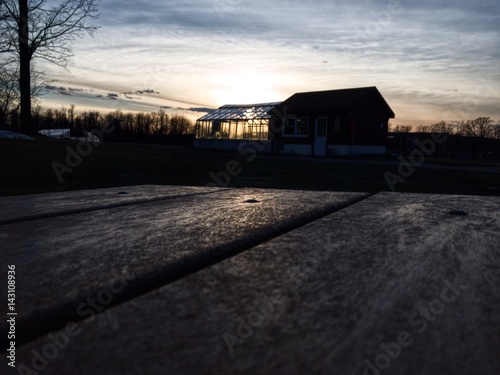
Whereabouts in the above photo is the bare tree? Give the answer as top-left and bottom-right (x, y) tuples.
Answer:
(0, 64), (19, 127)
(494, 124), (500, 140)
(1, 0), (99, 133)
(473, 117), (494, 138)
(415, 121), (454, 134)
(170, 114), (193, 135)
(428, 121), (454, 134)
(0, 58), (44, 128)
(415, 124), (429, 132)
(464, 117), (495, 138)
(0, 2), (13, 55)
(455, 120), (470, 136)
(390, 124), (412, 132)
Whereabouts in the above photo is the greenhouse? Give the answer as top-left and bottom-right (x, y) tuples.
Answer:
(195, 102), (281, 141)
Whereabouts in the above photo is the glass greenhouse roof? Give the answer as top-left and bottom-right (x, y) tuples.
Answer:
(197, 102), (282, 121)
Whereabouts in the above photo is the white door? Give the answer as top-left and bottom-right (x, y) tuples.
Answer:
(314, 117), (328, 156)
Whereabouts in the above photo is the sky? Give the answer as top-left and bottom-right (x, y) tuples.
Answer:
(38, 0), (500, 126)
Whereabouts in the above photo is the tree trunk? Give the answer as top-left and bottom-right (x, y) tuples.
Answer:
(19, 0), (32, 133)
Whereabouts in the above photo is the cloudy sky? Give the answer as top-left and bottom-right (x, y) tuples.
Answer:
(39, 0), (500, 126)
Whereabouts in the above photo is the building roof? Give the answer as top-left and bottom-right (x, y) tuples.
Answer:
(197, 102), (282, 122)
(282, 86), (395, 118)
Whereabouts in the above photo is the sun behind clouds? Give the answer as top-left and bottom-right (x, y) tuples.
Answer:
(209, 71), (285, 105)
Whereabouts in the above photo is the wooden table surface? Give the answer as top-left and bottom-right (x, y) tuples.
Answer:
(1, 185), (498, 375)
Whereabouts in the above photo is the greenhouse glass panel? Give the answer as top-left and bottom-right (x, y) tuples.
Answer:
(196, 102), (281, 140)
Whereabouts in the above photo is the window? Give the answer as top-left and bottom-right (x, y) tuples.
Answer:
(284, 120), (296, 136)
(220, 121), (230, 139)
(284, 117), (309, 137)
(198, 120), (269, 140)
(317, 117), (327, 137)
(296, 118), (309, 136)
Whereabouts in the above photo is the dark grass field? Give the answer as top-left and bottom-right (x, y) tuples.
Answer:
(1, 137), (499, 197)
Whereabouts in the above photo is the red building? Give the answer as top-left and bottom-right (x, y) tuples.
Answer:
(274, 86), (395, 156)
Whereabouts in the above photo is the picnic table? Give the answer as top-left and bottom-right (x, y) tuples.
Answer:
(1, 185), (499, 374)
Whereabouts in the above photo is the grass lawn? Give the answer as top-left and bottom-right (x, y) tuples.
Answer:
(1, 138), (499, 196)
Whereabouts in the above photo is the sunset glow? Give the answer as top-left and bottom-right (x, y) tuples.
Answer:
(37, 0), (500, 127)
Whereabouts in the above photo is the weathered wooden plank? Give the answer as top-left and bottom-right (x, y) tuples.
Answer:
(0, 187), (367, 347)
(12, 192), (499, 375)
(0, 185), (226, 224)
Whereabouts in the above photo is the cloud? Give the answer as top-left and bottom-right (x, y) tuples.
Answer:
(38, 0), (499, 124)
(134, 89), (160, 95)
(187, 107), (215, 113)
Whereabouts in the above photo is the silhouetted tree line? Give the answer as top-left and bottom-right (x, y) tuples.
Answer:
(390, 118), (500, 139)
(0, 106), (195, 144)
(389, 118), (500, 160)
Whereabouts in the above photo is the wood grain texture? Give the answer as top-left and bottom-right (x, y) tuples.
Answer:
(0, 187), (366, 346)
(0, 185), (227, 224)
(12, 192), (499, 375)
